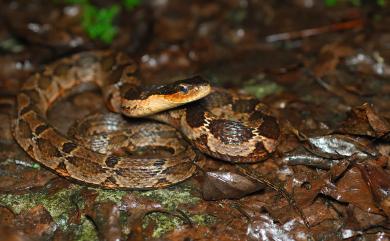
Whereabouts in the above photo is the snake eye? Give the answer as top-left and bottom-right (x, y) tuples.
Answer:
(179, 85), (189, 93)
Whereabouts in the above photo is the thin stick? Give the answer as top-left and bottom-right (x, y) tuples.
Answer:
(265, 19), (364, 42)
(235, 164), (310, 229)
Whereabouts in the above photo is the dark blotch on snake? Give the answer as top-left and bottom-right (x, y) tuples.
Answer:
(20, 105), (33, 116)
(34, 124), (50, 136)
(153, 159), (165, 167)
(123, 88), (141, 100)
(55, 162), (68, 174)
(102, 176), (118, 187)
(185, 105), (206, 128)
(36, 138), (62, 158)
(105, 155), (120, 167)
(256, 114), (280, 139)
(209, 119), (253, 145)
(62, 142), (78, 153)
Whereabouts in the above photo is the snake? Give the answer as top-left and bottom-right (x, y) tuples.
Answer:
(13, 51), (280, 189)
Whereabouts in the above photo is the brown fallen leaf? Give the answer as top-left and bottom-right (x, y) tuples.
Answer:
(356, 162), (390, 218)
(338, 103), (390, 139)
(321, 166), (382, 215)
(344, 204), (387, 231)
(305, 134), (378, 159)
(200, 171), (265, 201)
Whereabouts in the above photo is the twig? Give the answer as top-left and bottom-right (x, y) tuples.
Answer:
(235, 164), (310, 229)
(265, 19), (364, 42)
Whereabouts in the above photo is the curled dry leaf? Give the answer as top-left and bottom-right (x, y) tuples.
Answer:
(201, 171), (265, 201)
(339, 103), (390, 139)
(305, 134), (378, 159)
(356, 162), (390, 218)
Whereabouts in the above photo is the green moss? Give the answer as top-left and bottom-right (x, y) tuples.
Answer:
(242, 82), (283, 99)
(143, 212), (183, 238)
(93, 188), (127, 203)
(190, 214), (216, 225)
(0, 184), (83, 230)
(74, 216), (98, 241)
(136, 185), (214, 238)
(136, 185), (200, 211)
(143, 212), (215, 238)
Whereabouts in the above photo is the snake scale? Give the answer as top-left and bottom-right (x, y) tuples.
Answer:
(13, 51), (280, 189)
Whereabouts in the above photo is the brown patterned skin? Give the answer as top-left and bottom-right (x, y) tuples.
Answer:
(13, 51), (280, 189)
(151, 89), (280, 163)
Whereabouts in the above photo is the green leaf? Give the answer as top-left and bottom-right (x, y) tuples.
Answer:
(324, 0), (338, 6)
(123, 0), (141, 10)
(81, 4), (120, 44)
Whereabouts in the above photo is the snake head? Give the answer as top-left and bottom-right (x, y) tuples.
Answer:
(162, 76), (211, 103)
(121, 76), (211, 117)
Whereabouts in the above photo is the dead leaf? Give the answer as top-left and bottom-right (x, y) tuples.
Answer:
(321, 167), (381, 214)
(282, 147), (338, 169)
(305, 134), (378, 159)
(201, 171), (265, 201)
(339, 103), (390, 139)
(357, 162), (390, 217)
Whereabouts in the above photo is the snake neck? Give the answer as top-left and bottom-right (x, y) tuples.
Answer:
(148, 108), (186, 130)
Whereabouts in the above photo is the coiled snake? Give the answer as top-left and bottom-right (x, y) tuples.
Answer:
(13, 51), (280, 189)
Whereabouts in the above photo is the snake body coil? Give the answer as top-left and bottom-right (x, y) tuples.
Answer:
(13, 51), (280, 189)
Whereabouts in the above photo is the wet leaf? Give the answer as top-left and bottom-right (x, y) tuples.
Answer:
(357, 162), (390, 217)
(339, 103), (390, 139)
(344, 204), (387, 230)
(282, 146), (338, 169)
(201, 171), (265, 201)
(322, 166), (381, 214)
(247, 213), (309, 241)
(305, 134), (378, 159)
